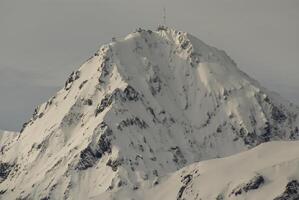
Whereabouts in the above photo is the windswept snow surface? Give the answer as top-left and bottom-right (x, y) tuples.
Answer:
(0, 27), (298, 200)
(93, 141), (299, 200)
(0, 130), (18, 150)
(145, 141), (299, 200)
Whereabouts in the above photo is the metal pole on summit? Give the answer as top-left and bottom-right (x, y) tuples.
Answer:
(163, 7), (166, 26)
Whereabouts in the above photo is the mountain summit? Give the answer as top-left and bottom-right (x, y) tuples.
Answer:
(1, 27), (299, 200)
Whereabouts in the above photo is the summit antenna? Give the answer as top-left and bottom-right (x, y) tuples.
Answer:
(163, 7), (166, 26)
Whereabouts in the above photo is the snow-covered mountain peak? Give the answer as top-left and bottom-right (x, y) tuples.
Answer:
(0, 27), (298, 200)
(97, 26), (258, 99)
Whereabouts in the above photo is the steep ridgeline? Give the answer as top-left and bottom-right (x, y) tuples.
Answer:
(0, 130), (18, 148)
(0, 27), (298, 200)
(0, 130), (18, 188)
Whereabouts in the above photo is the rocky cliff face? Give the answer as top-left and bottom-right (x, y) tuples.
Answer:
(0, 27), (298, 200)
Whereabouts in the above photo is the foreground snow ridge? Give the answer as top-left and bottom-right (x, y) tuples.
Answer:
(0, 26), (299, 200)
(146, 141), (299, 200)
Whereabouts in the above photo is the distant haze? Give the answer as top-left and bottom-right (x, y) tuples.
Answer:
(0, 0), (298, 131)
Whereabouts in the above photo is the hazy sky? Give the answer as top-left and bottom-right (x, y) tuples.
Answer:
(0, 0), (298, 131)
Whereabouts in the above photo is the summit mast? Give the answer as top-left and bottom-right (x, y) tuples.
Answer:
(163, 7), (166, 26)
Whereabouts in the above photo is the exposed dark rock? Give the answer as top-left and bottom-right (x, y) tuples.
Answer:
(170, 146), (187, 166)
(0, 162), (13, 182)
(45, 96), (56, 110)
(38, 113), (44, 118)
(138, 144), (144, 152)
(237, 121), (276, 146)
(157, 25), (167, 31)
(98, 57), (110, 83)
(78, 80), (88, 90)
(153, 179), (159, 186)
(177, 185), (187, 200)
(230, 175), (264, 196)
(146, 107), (158, 122)
(153, 170), (158, 177)
(181, 40), (190, 49)
(76, 123), (113, 170)
(20, 122), (29, 133)
(149, 75), (162, 96)
(32, 107), (40, 120)
(123, 85), (141, 101)
(274, 180), (299, 200)
(106, 158), (123, 172)
(83, 99), (93, 106)
(249, 114), (257, 127)
(182, 174), (193, 185)
(271, 106), (287, 123)
(117, 117), (148, 131)
(0, 190), (6, 195)
(291, 127), (299, 139)
(243, 131), (257, 145)
(202, 112), (212, 128)
(65, 71), (80, 91)
(20, 106), (44, 133)
(36, 139), (48, 151)
(216, 193), (224, 200)
(95, 86), (141, 116)
(216, 125), (222, 133)
(238, 127), (247, 137)
(136, 27), (145, 33)
(40, 197), (50, 200)
(177, 174), (193, 200)
(117, 180), (126, 188)
(189, 52), (201, 67)
(260, 122), (272, 142)
(132, 185), (139, 190)
(95, 93), (115, 116)
(61, 109), (83, 128)
(264, 95), (271, 103)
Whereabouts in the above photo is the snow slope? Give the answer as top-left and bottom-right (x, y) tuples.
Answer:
(0, 26), (298, 200)
(0, 130), (18, 151)
(145, 141), (299, 200)
(92, 140), (299, 200)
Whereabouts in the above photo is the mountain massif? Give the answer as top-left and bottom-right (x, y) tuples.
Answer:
(0, 27), (298, 200)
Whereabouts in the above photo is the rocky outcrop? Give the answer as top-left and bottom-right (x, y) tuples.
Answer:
(230, 175), (264, 196)
(0, 162), (13, 183)
(274, 180), (299, 200)
(76, 123), (113, 170)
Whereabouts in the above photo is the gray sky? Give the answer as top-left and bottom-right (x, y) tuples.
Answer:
(0, 0), (298, 131)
